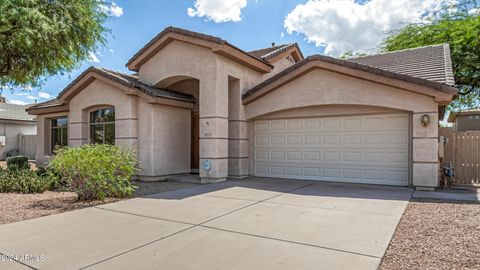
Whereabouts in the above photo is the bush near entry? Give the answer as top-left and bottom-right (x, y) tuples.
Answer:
(49, 144), (137, 200)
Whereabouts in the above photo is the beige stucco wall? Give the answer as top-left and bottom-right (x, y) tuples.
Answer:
(138, 40), (265, 181)
(244, 68), (441, 188)
(35, 112), (69, 166)
(255, 105), (400, 120)
(34, 38), (447, 188)
(263, 56), (296, 79)
(36, 78), (192, 180)
(68, 79), (138, 149)
(137, 99), (191, 180)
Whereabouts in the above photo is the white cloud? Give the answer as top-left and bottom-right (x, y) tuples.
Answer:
(469, 8), (479, 15)
(109, 48), (115, 53)
(38, 92), (51, 99)
(88, 51), (100, 63)
(101, 2), (124, 17)
(9, 100), (27, 105)
(187, 0), (247, 23)
(15, 91), (51, 100)
(284, 0), (454, 56)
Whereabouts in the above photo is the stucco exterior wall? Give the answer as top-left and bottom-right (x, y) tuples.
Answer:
(137, 99), (191, 181)
(35, 78), (192, 180)
(263, 56), (297, 80)
(68, 79), (138, 150)
(138, 40), (265, 182)
(244, 68), (440, 188)
(35, 112), (69, 166)
(33, 38), (449, 188)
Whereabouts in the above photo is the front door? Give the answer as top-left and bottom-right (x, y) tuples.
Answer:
(191, 111), (200, 173)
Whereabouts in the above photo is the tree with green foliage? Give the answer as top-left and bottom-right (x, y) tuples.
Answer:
(339, 51), (368, 60)
(382, 0), (480, 110)
(0, 0), (113, 89)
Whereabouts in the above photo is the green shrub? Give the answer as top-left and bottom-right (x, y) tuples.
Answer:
(6, 156), (29, 170)
(49, 144), (137, 200)
(0, 167), (50, 193)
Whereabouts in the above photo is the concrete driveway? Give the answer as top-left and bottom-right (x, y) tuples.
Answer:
(0, 178), (412, 270)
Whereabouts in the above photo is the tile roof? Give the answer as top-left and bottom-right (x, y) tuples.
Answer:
(126, 26), (272, 70)
(243, 53), (458, 100)
(249, 44), (289, 58)
(248, 43), (304, 61)
(26, 99), (63, 111)
(350, 44), (455, 86)
(88, 67), (196, 103)
(27, 67), (195, 112)
(0, 103), (35, 121)
(447, 107), (480, 122)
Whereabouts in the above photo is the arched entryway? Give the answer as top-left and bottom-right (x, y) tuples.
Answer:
(156, 76), (200, 173)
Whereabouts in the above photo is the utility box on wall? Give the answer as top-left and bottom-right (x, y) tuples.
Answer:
(0, 136), (6, 147)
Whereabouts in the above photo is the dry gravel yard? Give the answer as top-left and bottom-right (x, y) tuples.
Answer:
(0, 181), (198, 225)
(379, 198), (480, 270)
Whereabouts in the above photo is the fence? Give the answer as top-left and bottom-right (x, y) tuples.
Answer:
(453, 131), (480, 185)
(18, 134), (36, 160)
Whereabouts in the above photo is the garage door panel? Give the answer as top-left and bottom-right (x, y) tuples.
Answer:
(254, 113), (409, 186)
(254, 163), (409, 183)
(257, 149), (407, 164)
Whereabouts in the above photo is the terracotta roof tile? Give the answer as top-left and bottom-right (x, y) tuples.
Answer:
(27, 67), (195, 112)
(0, 103), (35, 121)
(350, 44), (455, 86)
(126, 26), (272, 70)
(243, 53), (458, 100)
(249, 43), (304, 61)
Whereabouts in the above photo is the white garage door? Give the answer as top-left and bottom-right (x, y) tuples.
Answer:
(254, 113), (409, 186)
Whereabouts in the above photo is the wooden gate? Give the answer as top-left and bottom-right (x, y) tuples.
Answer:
(454, 131), (480, 185)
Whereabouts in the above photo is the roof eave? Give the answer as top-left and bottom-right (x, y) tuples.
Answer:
(243, 55), (458, 105)
(126, 27), (273, 73)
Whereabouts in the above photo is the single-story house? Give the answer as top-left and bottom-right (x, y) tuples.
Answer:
(27, 27), (458, 188)
(447, 107), (480, 131)
(0, 97), (37, 159)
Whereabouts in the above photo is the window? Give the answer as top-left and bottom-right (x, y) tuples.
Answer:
(51, 117), (68, 152)
(90, 108), (115, 144)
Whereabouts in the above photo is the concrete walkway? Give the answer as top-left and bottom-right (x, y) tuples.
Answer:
(0, 178), (413, 270)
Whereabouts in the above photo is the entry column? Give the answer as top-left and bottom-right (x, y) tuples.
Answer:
(199, 78), (229, 183)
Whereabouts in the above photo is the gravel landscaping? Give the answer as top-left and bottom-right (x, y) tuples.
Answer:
(0, 180), (199, 225)
(379, 198), (480, 270)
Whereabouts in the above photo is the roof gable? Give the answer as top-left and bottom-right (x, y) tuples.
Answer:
(126, 27), (273, 73)
(27, 67), (195, 114)
(56, 67), (195, 103)
(350, 44), (455, 86)
(249, 43), (304, 62)
(243, 54), (458, 105)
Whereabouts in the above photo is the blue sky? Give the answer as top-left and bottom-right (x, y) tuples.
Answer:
(4, 0), (451, 105)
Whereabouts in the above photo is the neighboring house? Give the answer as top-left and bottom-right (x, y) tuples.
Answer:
(0, 97), (37, 159)
(26, 27), (458, 189)
(447, 107), (480, 131)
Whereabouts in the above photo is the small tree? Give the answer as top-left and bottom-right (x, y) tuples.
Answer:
(0, 0), (113, 89)
(382, 0), (480, 110)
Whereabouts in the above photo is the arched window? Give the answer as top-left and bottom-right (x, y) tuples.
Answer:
(90, 108), (115, 144)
